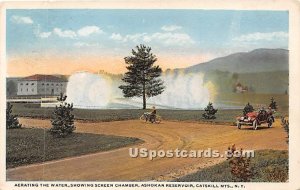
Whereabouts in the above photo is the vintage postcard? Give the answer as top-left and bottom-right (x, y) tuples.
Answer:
(1, 0), (300, 189)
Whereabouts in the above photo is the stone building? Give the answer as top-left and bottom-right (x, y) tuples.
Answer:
(17, 74), (68, 96)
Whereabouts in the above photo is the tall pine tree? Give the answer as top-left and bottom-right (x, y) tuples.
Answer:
(119, 44), (165, 109)
(6, 102), (22, 129)
(50, 93), (75, 137)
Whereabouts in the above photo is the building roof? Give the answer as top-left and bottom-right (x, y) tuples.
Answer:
(236, 82), (242, 87)
(21, 74), (68, 82)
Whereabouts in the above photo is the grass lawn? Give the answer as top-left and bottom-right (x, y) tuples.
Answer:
(6, 128), (143, 168)
(10, 103), (287, 124)
(176, 150), (288, 182)
(215, 93), (288, 112)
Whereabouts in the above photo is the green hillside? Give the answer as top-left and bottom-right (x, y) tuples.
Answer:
(203, 70), (288, 94)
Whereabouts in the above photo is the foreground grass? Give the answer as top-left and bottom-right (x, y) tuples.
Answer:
(176, 150), (288, 182)
(6, 128), (143, 168)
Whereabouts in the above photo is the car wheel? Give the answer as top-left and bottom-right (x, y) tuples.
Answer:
(253, 120), (258, 130)
(237, 122), (241, 129)
(268, 119), (273, 128)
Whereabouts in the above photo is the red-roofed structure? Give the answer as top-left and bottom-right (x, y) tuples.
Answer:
(17, 74), (68, 96)
(22, 74), (67, 82)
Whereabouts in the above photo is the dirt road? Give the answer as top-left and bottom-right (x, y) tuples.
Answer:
(7, 118), (287, 181)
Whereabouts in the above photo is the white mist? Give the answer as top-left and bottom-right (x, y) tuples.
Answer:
(66, 71), (211, 109)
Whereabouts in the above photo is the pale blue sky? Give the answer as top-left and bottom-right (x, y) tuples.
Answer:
(6, 9), (289, 75)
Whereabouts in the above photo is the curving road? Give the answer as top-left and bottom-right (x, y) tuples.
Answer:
(7, 118), (287, 181)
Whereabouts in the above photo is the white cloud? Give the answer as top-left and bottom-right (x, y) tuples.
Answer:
(110, 33), (147, 43)
(233, 31), (288, 42)
(145, 32), (195, 46)
(38, 32), (52, 38)
(124, 33), (147, 43)
(46, 26), (103, 38)
(110, 33), (123, 41)
(11, 15), (33, 24)
(74, 42), (101, 48)
(161, 25), (182, 32)
(110, 31), (195, 47)
(143, 35), (151, 43)
(53, 28), (77, 38)
(77, 26), (103, 37)
(33, 24), (51, 39)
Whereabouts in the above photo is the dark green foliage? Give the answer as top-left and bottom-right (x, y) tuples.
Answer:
(119, 44), (165, 109)
(202, 70), (288, 94)
(176, 150), (288, 182)
(232, 72), (239, 81)
(203, 70), (236, 93)
(6, 80), (17, 97)
(6, 128), (143, 168)
(49, 93), (75, 138)
(269, 97), (278, 110)
(243, 102), (254, 116)
(281, 117), (289, 144)
(6, 102), (21, 129)
(202, 102), (218, 119)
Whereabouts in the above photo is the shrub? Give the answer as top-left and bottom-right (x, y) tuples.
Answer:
(281, 117), (289, 144)
(243, 102), (254, 116)
(269, 97), (278, 110)
(49, 93), (75, 138)
(229, 148), (253, 182)
(6, 102), (22, 129)
(202, 102), (218, 119)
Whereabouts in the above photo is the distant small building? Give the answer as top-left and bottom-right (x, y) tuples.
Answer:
(235, 82), (248, 93)
(17, 74), (68, 96)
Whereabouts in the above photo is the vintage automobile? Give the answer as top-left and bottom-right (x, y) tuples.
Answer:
(236, 109), (275, 130)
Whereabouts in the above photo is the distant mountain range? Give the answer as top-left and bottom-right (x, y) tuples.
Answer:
(185, 48), (288, 73)
(179, 48), (289, 95)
